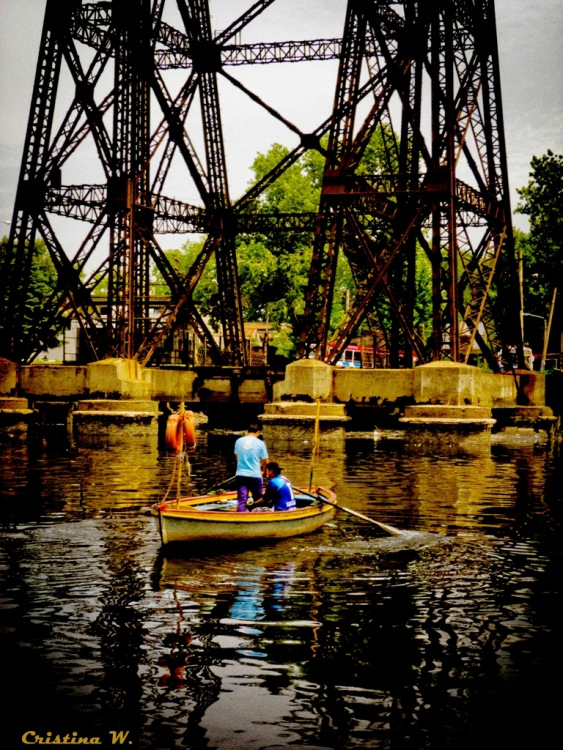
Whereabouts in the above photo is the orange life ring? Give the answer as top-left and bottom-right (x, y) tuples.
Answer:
(165, 411), (196, 453)
(183, 410), (196, 452)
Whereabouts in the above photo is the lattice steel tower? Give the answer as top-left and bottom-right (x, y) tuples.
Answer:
(0, 0), (523, 370)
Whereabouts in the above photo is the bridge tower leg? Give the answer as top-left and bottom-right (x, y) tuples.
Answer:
(0, 1), (523, 372)
(298, 0), (524, 371)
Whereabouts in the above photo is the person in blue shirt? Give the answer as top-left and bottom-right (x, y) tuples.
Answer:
(262, 461), (296, 512)
(234, 424), (268, 512)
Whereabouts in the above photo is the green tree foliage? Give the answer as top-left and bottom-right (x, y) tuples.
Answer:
(152, 239), (221, 328)
(155, 127), (433, 358)
(356, 122), (400, 178)
(352, 124), (432, 350)
(515, 150), (563, 319)
(237, 143), (327, 352)
(0, 236), (63, 351)
(414, 244), (433, 340)
(250, 141), (324, 213)
(153, 143), (338, 357)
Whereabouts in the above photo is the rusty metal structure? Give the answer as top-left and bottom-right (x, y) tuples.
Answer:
(0, 0), (523, 370)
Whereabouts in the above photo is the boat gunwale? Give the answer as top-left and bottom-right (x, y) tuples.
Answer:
(153, 487), (336, 523)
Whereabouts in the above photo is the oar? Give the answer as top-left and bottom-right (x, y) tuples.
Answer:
(294, 486), (404, 537)
(204, 475), (237, 494)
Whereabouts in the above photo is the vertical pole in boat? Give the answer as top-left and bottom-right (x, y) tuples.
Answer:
(176, 401), (184, 508)
(308, 399), (321, 492)
(541, 287), (557, 371)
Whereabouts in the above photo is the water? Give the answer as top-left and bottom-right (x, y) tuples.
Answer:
(1, 430), (561, 750)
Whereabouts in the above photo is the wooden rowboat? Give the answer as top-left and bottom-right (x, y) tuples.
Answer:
(152, 486), (337, 545)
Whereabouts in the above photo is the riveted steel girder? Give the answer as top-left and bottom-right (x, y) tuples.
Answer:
(1, 0), (522, 371)
(295, 0), (523, 370)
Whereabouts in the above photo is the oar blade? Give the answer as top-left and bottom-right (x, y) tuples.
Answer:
(293, 485), (404, 537)
(334, 502), (404, 537)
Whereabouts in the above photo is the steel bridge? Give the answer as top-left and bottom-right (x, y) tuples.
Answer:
(0, 0), (524, 371)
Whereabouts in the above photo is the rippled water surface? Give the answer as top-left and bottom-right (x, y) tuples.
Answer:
(1, 430), (561, 750)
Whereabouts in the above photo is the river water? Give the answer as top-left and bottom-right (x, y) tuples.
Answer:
(1, 428), (561, 750)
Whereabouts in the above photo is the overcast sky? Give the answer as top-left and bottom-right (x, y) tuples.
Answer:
(1, 0), (562, 235)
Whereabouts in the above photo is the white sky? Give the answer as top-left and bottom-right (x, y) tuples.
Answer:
(1, 0), (562, 239)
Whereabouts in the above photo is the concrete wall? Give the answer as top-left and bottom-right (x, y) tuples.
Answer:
(333, 368), (414, 404)
(149, 369), (197, 402)
(194, 376), (269, 403)
(20, 364), (87, 397)
(195, 376), (233, 403)
(412, 362), (543, 407)
(5, 358), (271, 404)
(237, 378), (269, 403)
(273, 359), (333, 401)
(275, 361), (532, 409)
(515, 371), (546, 406)
(86, 358), (151, 398)
(4, 358), (546, 410)
(480, 372), (518, 406)
(0, 358), (17, 395)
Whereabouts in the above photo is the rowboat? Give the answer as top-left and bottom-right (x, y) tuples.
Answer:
(152, 486), (337, 545)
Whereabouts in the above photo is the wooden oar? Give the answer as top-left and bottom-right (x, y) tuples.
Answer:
(204, 475), (237, 494)
(295, 486), (404, 537)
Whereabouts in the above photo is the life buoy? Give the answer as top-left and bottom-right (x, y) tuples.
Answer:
(165, 411), (196, 453)
(183, 410), (196, 452)
(165, 414), (182, 452)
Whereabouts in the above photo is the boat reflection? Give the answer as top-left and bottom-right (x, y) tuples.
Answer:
(151, 552), (325, 747)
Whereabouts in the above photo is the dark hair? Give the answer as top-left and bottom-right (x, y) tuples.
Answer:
(266, 461), (282, 475)
(248, 423), (260, 433)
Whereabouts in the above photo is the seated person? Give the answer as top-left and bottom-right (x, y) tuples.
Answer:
(262, 461), (296, 512)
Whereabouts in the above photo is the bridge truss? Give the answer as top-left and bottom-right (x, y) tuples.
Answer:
(0, 0), (523, 370)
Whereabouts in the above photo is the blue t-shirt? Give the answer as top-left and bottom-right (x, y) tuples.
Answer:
(234, 434), (268, 477)
(264, 474), (296, 511)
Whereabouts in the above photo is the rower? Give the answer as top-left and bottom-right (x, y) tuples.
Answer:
(262, 462), (296, 512)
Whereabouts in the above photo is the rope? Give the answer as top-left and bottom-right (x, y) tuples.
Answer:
(162, 456), (179, 503)
(161, 452), (192, 504)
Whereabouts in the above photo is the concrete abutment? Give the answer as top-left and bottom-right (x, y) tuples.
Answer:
(0, 357), (559, 447)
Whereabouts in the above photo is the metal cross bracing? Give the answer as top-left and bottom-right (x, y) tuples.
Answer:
(0, 0), (523, 371)
(299, 0), (523, 370)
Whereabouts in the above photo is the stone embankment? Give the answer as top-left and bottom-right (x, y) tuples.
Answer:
(0, 355), (558, 446)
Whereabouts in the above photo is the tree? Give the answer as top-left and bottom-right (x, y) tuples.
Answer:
(515, 150), (563, 348)
(153, 142), (354, 358)
(237, 142), (327, 349)
(0, 236), (63, 354)
(154, 127), (432, 361)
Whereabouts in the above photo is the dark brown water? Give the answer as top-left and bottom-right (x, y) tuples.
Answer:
(1, 429), (561, 750)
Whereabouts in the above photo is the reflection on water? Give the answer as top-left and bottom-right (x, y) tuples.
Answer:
(1, 430), (561, 749)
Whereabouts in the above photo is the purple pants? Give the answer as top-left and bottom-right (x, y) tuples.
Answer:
(236, 476), (264, 512)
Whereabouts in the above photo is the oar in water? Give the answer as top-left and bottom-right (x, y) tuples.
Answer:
(294, 486), (404, 537)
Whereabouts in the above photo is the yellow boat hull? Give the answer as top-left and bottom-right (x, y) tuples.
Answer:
(152, 487), (336, 545)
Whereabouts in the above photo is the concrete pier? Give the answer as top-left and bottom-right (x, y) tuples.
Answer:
(260, 401), (350, 443)
(0, 355), (559, 446)
(398, 362), (498, 449)
(400, 404), (496, 450)
(73, 399), (161, 438)
(273, 358), (334, 402)
(0, 396), (36, 436)
(265, 360), (350, 442)
(34, 400), (75, 427)
(491, 405), (557, 444)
